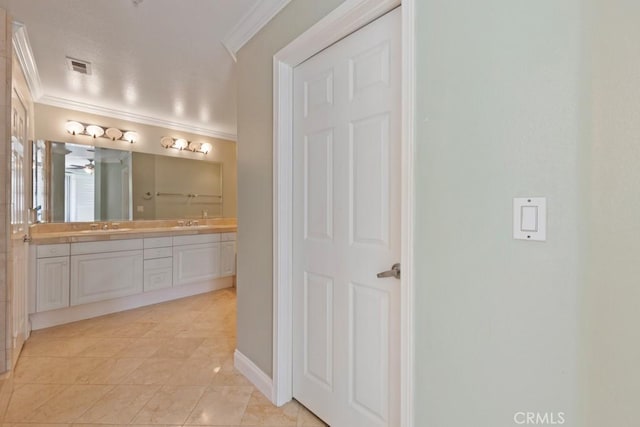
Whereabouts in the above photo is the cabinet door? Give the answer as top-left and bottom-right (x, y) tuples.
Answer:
(70, 250), (143, 306)
(173, 243), (220, 286)
(220, 241), (236, 277)
(36, 256), (70, 312)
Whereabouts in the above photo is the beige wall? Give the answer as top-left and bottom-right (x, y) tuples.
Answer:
(236, 0), (345, 376)
(583, 1), (640, 426)
(34, 103), (237, 218)
(414, 0), (586, 426)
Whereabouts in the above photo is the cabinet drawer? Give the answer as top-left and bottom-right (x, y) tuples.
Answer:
(144, 237), (173, 249)
(71, 239), (143, 255)
(144, 247), (172, 260)
(144, 257), (172, 270)
(144, 267), (173, 292)
(37, 243), (70, 258)
(221, 232), (236, 242)
(173, 233), (220, 246)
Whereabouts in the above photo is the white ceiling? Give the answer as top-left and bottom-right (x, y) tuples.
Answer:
(0, 0), (266, 140)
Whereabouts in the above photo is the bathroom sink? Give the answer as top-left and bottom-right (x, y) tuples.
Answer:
(171, 225), (211, 230)
(79, 228), (133, 233)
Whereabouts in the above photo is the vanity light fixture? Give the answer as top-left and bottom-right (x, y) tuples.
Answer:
(85, 124), (104, 138)
(123, 131), (139, 143)
(160, 137), (212, 154)
(65, 121), (138, 143)
(174, 138), (188, 150)
(160, 136), (174, 148)
(65, 121), (85, 135)
(105, 127), (122, 140)
(200, 143), (212, 154)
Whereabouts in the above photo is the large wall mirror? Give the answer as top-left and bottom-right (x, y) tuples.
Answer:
(33, 141), (223, 223)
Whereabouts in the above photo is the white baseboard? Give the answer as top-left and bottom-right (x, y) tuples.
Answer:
(234, 349), (274, 403)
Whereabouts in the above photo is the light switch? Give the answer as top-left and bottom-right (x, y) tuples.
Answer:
(520, 206), (538, 232)
(513, 197), (546, 241)
(137, 205), (144, 213)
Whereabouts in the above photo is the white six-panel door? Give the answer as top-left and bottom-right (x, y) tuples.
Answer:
(292, 8), (401, 427)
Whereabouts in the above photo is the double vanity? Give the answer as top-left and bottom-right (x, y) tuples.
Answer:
(28, 219), (237, 330)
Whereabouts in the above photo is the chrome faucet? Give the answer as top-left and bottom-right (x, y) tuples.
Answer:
(101, 223), (109, 230)
(186, 220), (193, 227)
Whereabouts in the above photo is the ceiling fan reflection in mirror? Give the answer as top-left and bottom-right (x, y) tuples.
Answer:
(67, 159), (95, 174)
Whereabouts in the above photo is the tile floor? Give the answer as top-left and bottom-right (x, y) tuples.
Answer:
(0, 288), (326, 426)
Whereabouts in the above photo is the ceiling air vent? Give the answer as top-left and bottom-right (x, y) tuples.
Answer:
(65, 57), (92, 75)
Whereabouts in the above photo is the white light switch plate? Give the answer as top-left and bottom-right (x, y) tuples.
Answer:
(513, 197), (546, 241)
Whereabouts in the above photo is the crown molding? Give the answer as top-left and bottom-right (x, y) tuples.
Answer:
(222, 0), (291, 62)
(38, 95), (238, 141)
(12, 21), (44, 100)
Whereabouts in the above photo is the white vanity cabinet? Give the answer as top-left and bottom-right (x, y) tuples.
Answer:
(70, 240), (143, 306)
(144, 237), (173, 292)
(30, 230), (236, 329)
(173, 234), (221, 286)
(35, 244), (70, 312)
(220, 232), (236, 277)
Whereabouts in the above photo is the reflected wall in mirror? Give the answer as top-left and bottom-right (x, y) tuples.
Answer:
(33, 141), (223, 222)
(131, 152), (222, 220)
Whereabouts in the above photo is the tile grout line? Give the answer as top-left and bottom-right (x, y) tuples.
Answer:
(67, 383), (117, 424)
(122, 383), (164, 425)
(3, 382), (73, 423)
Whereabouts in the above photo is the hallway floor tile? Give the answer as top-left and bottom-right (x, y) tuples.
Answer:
(0, 288), (326, 427)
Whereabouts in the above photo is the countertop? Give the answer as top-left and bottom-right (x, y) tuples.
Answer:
(29, 219), (237, 244)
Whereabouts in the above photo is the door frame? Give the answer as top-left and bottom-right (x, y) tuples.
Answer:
(272, 0), (415, 426)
